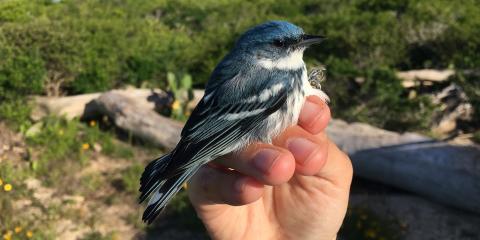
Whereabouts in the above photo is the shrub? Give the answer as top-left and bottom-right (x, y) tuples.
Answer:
(324, 66), (435, 131)
(453, 72), (480, 125)
(25, 116), (132, 186)
(120, 163), (144, 195)
(1, 0), (479, 132)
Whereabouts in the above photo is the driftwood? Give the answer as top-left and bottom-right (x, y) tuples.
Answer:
(88, 92), (183, 150)
(397, 69), (455, 88)
(327, 120), (480, 214)
(31, 89), (480, 214)
(31, 88), (204, 121)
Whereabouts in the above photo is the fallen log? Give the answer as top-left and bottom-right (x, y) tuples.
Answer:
(31, 88), (204, 121)
(396, 69), (455, 88)
(31, 89), (480, 214)
(87, 92), (182, 150)
(327, 120), (480, 214)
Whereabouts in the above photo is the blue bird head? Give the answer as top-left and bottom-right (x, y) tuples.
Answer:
(234, 21), (325, 62)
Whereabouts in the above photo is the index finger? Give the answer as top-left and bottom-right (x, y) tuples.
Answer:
(298, 96), (331, 135)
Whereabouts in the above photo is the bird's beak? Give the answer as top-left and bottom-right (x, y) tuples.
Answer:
(298, 34), (326, 47)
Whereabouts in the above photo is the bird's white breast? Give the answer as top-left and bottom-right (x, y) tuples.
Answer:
(262, 65), (329, 143)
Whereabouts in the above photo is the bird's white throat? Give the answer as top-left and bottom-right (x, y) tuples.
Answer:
(256, 50), (304, 70)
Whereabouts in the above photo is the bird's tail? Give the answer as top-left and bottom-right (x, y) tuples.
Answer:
(139, 153), (200, 224)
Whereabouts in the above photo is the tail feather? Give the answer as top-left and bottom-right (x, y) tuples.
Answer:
(141, 164), (201, 224)
(139, 154), (171, 203)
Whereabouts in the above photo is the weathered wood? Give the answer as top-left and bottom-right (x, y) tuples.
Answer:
(327, 120), (480, 214)
(397, 69), (455, 88)
(31, 88), (204, 121)
(88, 92), (182, 150)
(31, 92), (102, 121)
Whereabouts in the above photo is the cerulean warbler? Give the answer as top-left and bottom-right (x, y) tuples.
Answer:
(139, 20), (329, 223)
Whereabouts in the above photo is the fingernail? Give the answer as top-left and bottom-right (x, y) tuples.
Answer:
(300, 100), (323, 123)
(253, 148), (279, 173)
(287, 138), (317, 165)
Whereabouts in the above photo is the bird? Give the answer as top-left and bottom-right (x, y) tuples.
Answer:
(139, 20), (329, 223)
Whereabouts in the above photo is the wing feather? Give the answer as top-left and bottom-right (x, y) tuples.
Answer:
(164, 87), (288, 177)
(162, 66), (294, 179)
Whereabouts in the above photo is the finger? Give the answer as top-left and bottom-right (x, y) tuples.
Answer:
(188, 165), (264, 206)
(214, 143), (296, 186)
(275, 126), (353, 188)
(298, 96), (331, 135)
(273, 126), (329, 176)
(319, 138), (353, 189)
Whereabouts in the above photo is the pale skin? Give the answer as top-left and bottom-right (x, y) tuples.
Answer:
(188, 96), (353, 240)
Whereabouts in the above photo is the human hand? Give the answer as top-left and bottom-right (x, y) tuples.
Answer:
(188, 96), (353, 240)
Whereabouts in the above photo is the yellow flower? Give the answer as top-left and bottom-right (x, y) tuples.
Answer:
(89, 120), (96, 127)
(365, 229), (376, 238)
(0, 178), (3, 186)
(171, 100), (181, 111)
(14, 227), (22, 233)
(3, 231), (12, 240)
(26, 231), (33, 238)
(110, 232), (120, 240)
(81, 143), (90, 151)
(3, 183), (12, 191)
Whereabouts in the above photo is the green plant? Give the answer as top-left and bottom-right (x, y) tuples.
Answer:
(1, 0), (479, 133)
(120, 163), (144, 195)
(0, 162), (46, 240)
(325, 66), (435, 132)
(167, 72), (194, 121)
(0, 98), (32, 131)
(473, 131), (480, 144)
(453, 72), (480, 124)
(25, 116), (132, 186)
(81, 173), (103, 192)
(339, 207), (404, 240)
(80, 231), (117, 240)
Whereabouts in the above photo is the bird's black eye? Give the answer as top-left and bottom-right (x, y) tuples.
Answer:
(273, 39), (285, 48)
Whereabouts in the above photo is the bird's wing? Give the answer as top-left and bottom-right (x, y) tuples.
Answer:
(164, 70), (291, 176)
(140, 68), (293, 222)
(139, 81), (288, 198)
